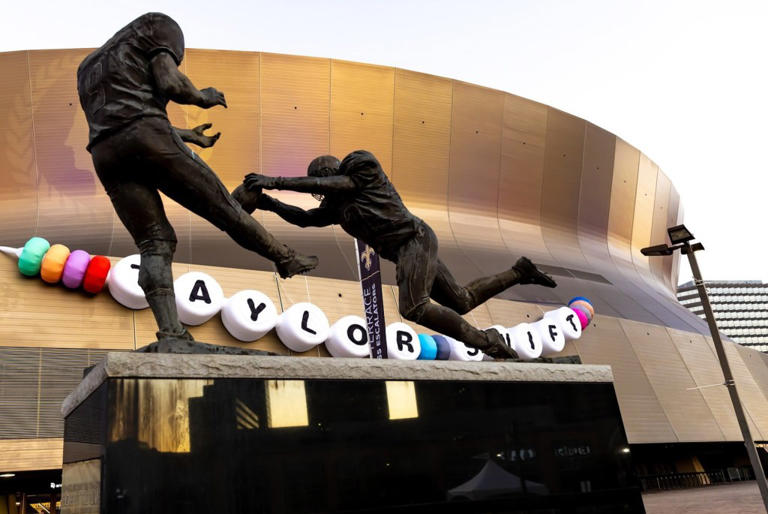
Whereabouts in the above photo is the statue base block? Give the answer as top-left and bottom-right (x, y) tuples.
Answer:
(61, 354), (644, 513)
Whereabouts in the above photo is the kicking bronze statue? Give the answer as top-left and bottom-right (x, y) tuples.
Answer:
(233, 151), (557, 358)
(77, 13), (317, 345)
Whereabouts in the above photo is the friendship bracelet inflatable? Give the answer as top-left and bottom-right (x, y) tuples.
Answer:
(1, 245), (593, 360)
(0, 237), (111, 293)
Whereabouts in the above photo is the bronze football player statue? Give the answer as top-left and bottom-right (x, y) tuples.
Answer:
(77, 13), (317, 346)
(234, 151), (558, 359)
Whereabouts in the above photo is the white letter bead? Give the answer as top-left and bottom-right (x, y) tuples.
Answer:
(221, 290), (278, 342)
(385, 322), (420, 360)
(326, 315), (370, 358)
(509, 323), (543, 360)
(276, 302), (329, 352)
(107, 254), (149, 310)
(544, 307), (582, 341)
(448, 337), (484, 361)
(174, 271), (224, 326)
(532, 318), (565, 356)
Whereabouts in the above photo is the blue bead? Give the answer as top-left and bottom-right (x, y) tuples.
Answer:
(568, 296), (592, 307)
(417, 334), (438, 360)
(432, 335), (452, 360)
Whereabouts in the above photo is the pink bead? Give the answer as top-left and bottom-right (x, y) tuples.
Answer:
(62, 250), (91, 289)
(572, 306), (590, 330)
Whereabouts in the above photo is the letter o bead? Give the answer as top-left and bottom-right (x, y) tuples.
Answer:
(276, 302), (329, 353)
(325, 315), (370, 358)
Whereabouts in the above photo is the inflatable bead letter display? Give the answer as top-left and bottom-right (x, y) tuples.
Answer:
(1, 237), (111, 292)
(107, 254), (149, 310)
(325, 315), (370, 358)
(385, 322), (421, 360)
(174, 271), (225, 326)
(276, 302), (330, 353)
(3, 245), (594, 360)
(508, 323), (543, 360)
(62, 250), (91, 289)
(40, 244), (70, 283)
(18, 237), (50, 276)
(221, 290), (278, 342)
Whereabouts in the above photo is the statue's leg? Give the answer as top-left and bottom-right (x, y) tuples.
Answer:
(396, 227), (515, 359)
(430, 257), (557, 313)
(144, 121), (317, 278)
(95, 176), (190, 341)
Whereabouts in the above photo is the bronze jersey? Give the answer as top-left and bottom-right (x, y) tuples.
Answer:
(324, 150), (424, 261)
(77, 13), (184, 150)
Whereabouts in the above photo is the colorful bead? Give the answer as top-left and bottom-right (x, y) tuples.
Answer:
(40, 244), (70, 283)
(18, 237), (50, 276)
(82, 256), (111, 294)
(569, 299), (594, 319)
(61, 250), (90, 289)
(417, 334), (438, 360)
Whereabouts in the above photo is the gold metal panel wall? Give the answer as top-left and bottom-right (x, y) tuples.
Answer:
(629, 153), (658, 280)
(182, 50), (263, 267)
(330, 60), (394, 173)
(447, 82), (507, 278)
(259, 54), (355, 279)
(498, 94), (552, 264)
(667, 328), (739, 440)
(649, 170), (672, 292)
(0, 438), (62, 472)
(621, 319), (722, 442)
(573, 316), (676, 443)
(28, 49), (114, 256)
(0, 256), (134, 350)
(540, 108), (589, 271)
(664, 185), (682, 291)
(390, 69), (470, 286)
(0, 52), (37, 248)
(607, 139), (639, 268)
(719, 340), (768, 440)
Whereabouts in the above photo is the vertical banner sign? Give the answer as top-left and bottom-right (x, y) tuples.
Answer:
(355, 239), (387, 358)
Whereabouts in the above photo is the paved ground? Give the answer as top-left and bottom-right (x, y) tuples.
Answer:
(642, 482), (764, 513)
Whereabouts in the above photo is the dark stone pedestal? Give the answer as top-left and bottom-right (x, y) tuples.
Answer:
(61, 354), (645, 513)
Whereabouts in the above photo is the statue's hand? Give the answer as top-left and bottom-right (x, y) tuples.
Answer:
(244, 173), (278, 191)
(190, 123), (221, 148)
(199, 87), (227, 108)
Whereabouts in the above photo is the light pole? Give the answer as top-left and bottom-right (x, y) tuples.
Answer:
(642, 224), (768, 511)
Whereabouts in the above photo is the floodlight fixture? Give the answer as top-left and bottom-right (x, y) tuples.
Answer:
(640, 244), (674, 257)
(667, 224), (695, 245)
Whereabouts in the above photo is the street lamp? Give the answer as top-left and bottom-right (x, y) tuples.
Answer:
(642, 224), (768, 511)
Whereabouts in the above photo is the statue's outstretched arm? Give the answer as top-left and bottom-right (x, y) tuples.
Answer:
(151, 52), (227, 109)
(258, 193), (336, 228)
(244, 174), (357, 195)
(174, 123), (220, 148)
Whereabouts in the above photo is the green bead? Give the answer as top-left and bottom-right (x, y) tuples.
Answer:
(18, 237), (50, 276)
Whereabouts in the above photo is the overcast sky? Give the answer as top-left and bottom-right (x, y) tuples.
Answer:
(2, 0), (766, 285)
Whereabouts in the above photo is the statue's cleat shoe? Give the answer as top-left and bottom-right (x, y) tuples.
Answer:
(276, 253), (319, 279)
(515, 256), (557, 288)
(482, 328), (518, 360)
(156, 327), (194, 342)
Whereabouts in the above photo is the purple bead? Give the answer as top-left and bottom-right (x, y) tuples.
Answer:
(62, 250), (91, 289)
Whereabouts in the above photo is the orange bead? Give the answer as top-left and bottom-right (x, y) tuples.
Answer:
(40, 244), (70, 284)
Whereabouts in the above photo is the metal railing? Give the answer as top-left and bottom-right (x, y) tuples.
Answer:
(639, 467), (756, 492)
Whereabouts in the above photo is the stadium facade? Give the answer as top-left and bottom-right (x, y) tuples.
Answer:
(678, 280), (768, 353)
(1, 48), (768, 505)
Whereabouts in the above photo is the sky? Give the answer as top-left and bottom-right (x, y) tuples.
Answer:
(1, 0), (767, 285)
